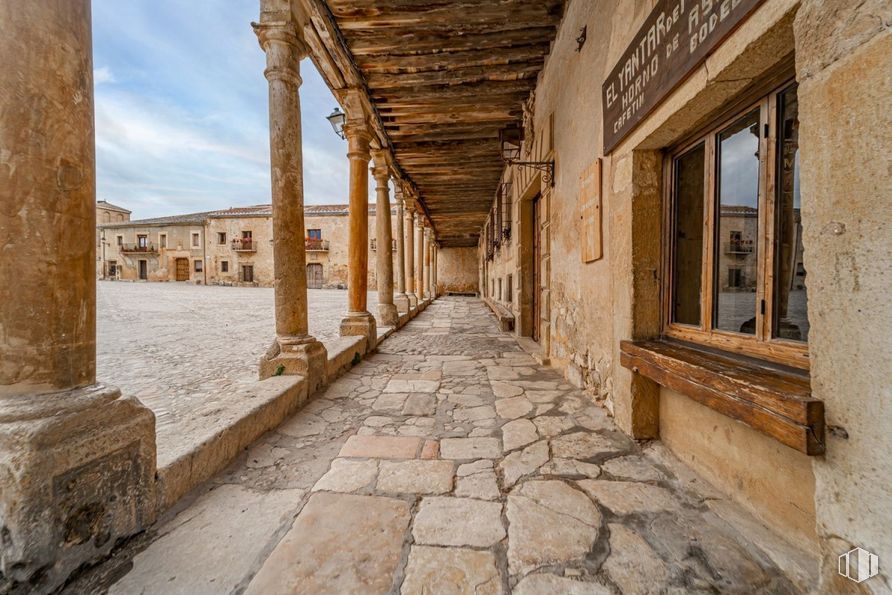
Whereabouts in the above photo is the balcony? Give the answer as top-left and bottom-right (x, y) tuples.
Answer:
(120, 243), (157, 254)
(724, 240), (754, 255)
(369, 238), (397, 252)
(306, 238), (330, 252)
(231, 238), (256, 252)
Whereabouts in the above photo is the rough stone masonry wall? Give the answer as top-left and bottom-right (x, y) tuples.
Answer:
(437, 247), (479, 295)
(515, 0), (892, 589)
(489, 0), (878, 567)
(108, 224), (204, 283)
(794, 1), (891, 591)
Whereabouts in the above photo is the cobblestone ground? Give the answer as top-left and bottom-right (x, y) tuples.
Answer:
(97, 281), (377, 460)
(84, 297), (805, 594)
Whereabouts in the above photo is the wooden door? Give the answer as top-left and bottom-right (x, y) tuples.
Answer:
(175, 258), (189, 281)
(531, 194), (541, 342)
(138, 260), (148, 280)
(307, 263), (323, 289)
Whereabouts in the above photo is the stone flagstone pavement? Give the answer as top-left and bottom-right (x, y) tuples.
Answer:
(86, 297), (804, 594)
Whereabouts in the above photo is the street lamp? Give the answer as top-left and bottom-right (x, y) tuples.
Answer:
(326, 107), (346, 139)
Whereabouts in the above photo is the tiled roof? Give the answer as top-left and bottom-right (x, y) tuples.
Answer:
(99, 203), (396, 228)
(99, 211), (216, 228)
(96, 200), (131, 214)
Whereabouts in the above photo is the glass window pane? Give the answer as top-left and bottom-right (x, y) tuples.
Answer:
(672, 143), (706, 325)
(714, 110), (761, 334)
(773, 85), (808, 342)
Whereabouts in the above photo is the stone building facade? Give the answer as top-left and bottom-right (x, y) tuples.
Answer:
(477, 1), (891, 591)
(99, 203), (399, 289)
(95, 200), (130, 277)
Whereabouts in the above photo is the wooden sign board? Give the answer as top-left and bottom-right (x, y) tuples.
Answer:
(602, 0), (766, 153)
(580, 158), (602, 263)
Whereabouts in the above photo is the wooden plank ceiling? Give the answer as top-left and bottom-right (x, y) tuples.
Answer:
(325, 0), (564, 247)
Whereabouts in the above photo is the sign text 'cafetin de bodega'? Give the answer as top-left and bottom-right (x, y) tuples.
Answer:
(602, 0), (766, 153)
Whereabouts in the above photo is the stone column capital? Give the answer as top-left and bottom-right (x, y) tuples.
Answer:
(343, 122), (372, 161)
(370, 150), (391, 186)
(252, 21), (307, 86)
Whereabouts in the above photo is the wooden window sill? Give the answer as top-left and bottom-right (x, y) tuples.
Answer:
(620, 339), (824, 455)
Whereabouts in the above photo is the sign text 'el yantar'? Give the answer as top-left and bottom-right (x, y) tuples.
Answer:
(602, 0), (766, 153)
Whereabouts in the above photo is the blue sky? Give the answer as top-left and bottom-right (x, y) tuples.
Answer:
(92, 0), (354, 220)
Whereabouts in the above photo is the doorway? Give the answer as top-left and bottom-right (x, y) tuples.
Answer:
(241, 264), (254, 283)
(175, 258), (189, 281)
(307, 263), (324, 289)
(138, 260), (148, 280)
(531, 194), (541, 342)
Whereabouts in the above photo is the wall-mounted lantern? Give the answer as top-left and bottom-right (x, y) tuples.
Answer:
(499, 127), (555, 186)
(326, 107), (346, 139)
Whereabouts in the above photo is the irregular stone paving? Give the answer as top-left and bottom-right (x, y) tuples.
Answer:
(93, 297), (802, 595)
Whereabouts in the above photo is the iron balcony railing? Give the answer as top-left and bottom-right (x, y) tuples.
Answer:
(306, 238), (330, 251)
(724, 240), (754, 254)
(231, 238), (256, 252)
(119, 243), (157, 254)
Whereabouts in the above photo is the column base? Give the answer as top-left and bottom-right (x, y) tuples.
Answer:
(0, 384), (157, 593)
(407, 292), (418, 310)
(340, 311), (377, 351)
(394, 293), (410, 314)
(259, 335), (328, 394)
(378, 302), (399, 327)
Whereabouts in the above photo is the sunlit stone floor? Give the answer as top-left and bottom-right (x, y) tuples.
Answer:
(84, 296), (804, 594)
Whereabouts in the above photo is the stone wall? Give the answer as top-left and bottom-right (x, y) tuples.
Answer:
(793, 1), (891, 590)
(477, 1), (892, 585)
(206, 216), (274, 286)
(436, 247), (479, 294)
(105, 224), (206, 283)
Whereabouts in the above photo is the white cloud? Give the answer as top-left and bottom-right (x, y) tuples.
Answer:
(94, 66), (115, 84)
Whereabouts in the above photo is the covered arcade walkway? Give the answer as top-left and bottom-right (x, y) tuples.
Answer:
(78, 298), (804, 594)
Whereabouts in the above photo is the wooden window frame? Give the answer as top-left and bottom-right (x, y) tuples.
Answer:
(662, 79), (809, 370)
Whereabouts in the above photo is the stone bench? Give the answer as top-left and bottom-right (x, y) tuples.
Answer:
(484, 298), (515, 332)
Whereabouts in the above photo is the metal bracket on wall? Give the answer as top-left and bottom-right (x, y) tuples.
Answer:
(507, 160), (555, 187)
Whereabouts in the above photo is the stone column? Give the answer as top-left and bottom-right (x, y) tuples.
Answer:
(254, 19), (327, 391)
(372, 150), (398, 326)
(393, 192), (409, 313)
(431, 242), (440, 299)
(339, 116), (377, 346)
(416, 216), (425, 301)
(0, 3), (156, 590)
(404, 205), (417, 308)
(423, 228), (432, 299)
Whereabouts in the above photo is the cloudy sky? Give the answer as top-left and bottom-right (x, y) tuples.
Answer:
(92, 0), (354, 220)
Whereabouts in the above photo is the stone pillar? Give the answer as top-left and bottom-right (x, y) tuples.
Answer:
(254, 19), (327, 391)
(339, 116), (377, 346)
(372, 150), (398, 327)
(423, 228), (432, 299)
(404, 205), (417, 308)
(431, 242), (440, 299)
(0, 3), (156, 591)
(393, 193), (409, 313)
(416, 216), (425, 301)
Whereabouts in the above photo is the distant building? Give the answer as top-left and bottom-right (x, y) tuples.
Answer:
(97, 203), (397, 289)
(95, 201), (131, 277)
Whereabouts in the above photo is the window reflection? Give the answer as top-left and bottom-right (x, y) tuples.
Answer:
(672, 143), (705, 326)
(714, 110), (760, 334)
(773, 85), (808, 342)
